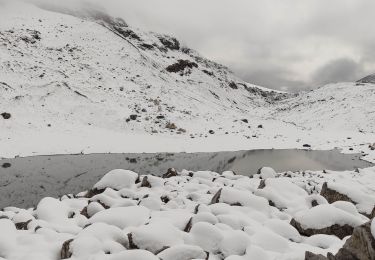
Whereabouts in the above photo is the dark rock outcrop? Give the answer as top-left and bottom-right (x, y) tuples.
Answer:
(290, 218), (354, 239)
(305, 220), (375, 260)
(60, 239), (73, 259)
(320, 183), (354, 204)
(166, 60), (198, 74)
(162, 168), (178, 178)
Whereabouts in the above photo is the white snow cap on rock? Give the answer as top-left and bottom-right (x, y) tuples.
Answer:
(94, 169), (138, 190)
(294, 204), (365, 229)
(258, 167), (277, 179)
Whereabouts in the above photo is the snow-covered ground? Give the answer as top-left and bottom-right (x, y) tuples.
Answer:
(0, 1), (374, 162)
(0, 167), (374, 260)
(1, 2), (375, 259)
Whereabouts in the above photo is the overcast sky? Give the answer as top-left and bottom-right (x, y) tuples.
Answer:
(32, 0), (375, 91)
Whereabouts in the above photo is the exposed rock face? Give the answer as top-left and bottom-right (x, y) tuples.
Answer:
(162, 168), (178, 178)
(166, 59), (198, 75)
(60, 239), (73, 259)
(290, 218), (354, 240)
(357, 73), (375, 84)
(334, 220), (375, 260)
(320, 183), (354, 204)
(305, 220), (375, 260)
(320, 182), (375, 218)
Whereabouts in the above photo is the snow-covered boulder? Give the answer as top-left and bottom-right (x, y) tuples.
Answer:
(93, 169), (139, 191)
(157, 245), (206, 260)
(291, 204), (365, 239)
(257, 167), (277, 179)
(89, 206), (150, 229)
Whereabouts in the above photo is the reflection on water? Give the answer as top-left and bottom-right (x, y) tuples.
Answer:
(0, 149), (373, 208)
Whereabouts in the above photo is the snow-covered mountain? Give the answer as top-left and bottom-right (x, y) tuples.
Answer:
(0, 1), (283, 138)
(0, 0), (375, 159)
(357, 73), (375, 84)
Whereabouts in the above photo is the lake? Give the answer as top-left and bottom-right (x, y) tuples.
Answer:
(0, 149), (373, 208)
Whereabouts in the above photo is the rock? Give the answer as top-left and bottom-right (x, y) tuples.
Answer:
(1, 112), (11, 119)
(303, 144), (312, 148)
(257, 124), (263, 128)
(166, 122), (177, 130)
(2, 163), (11, 168)
(60, 239), (73, 259)
(229, 82), (238, 89)
(140, 176), (152, 188)
(241, 119), (248, 123)
(162, 168), (178, 178)
(334, 220), (375, 260)
(166, 60), (198, 74)
(158, 35), (180, 50)
(290, 218), (354, 240)
(15, 220), (32, 230)
(320, 182), (354, 204)
(304, 251), (333, 260)
(127, 233), (139, 249)
(208, 130), (215, 134)
(369, 143), (375, 151)
(129, 114), (138, 120)
(210, 188), (222, 204)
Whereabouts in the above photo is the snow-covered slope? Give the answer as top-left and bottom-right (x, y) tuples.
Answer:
(272, 82), (375, 133)
(0, 0), (375, 159)
(357, 73), (375, 84)
(0, 1), (283, 139)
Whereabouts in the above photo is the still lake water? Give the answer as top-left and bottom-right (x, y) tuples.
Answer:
(0, 149), (373, 208)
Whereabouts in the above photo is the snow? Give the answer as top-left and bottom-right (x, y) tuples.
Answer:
(0, 1), (374, 260)
(0, 167), (372, 259)
(0, 1), (374, 166)
(93, 169), (138, 190)
(89, 206), (150, 229)
(157, 245), (206, 260)
(294, 204), (365, 230)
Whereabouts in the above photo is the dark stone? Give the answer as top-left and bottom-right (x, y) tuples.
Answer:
(334, 220), (375, 260)
(229, 82), (238, 89)
(184, 217), (193, 232)
(241, 119), (248, 123)
(1, 112), (11, 119)
(320, 182), (355, 204)
(160, 196), (170, 203)
(163, 168), (178, 178)
(166, 60), (198, 74)
(127, 233), (139, 249)
(61, 239), (73, 259)
(85, 188), (105, 198)
(257, 124), (263, 128)
(2, 163), (11, 168)
(15, 219), (32, 230)
(156, 115), (165, 119)
(210, 188), (222, 205)
(158, 35), (180, 50)
(80, 206), (89, 218)
(129, 114), (138, 120)
(208, 130), (215, 134)
(290, 218), (354, 240)
(258, 180), (266, 189)
(303, 144), (312, 148)
(140, 176), (151, 188)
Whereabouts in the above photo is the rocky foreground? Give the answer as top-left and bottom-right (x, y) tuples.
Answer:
(0, 167), (375, 260)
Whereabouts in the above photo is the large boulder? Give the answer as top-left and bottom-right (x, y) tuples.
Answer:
(305, 220), (375, 260)
(291, 204), (364, 239)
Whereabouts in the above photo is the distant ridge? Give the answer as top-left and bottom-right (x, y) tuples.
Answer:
(357, 73), (375, 84)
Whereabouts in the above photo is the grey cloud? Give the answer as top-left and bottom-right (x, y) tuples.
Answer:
(312, 58), (364, 86)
